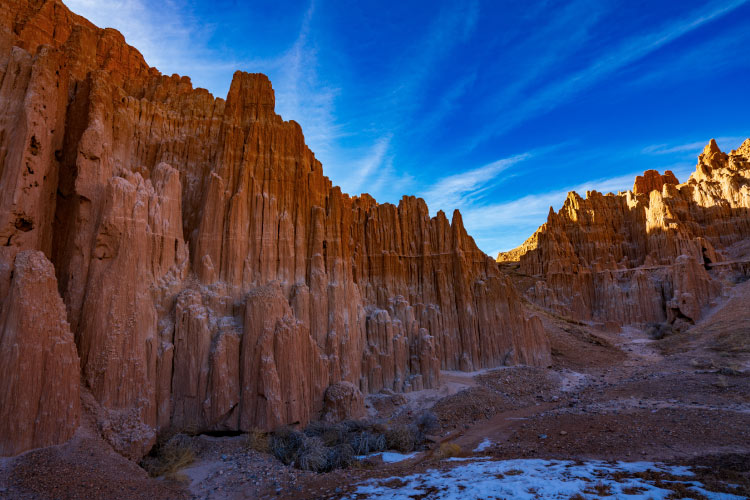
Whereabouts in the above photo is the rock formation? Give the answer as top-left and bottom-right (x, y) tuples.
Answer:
(498, 139), (750, 327)
(0, 250), (80, 456)
(0, 0), (550, 457)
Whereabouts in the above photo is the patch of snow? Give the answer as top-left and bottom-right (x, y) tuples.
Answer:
(345, 459), (743, 500)
(356, 451), (418, 463)
(473, 438), (492, 452)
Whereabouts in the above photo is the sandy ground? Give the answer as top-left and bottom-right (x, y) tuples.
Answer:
(1, 278), (748, 499)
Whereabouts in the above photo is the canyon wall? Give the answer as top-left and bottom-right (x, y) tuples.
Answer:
(0, 0), (550, 458)
(498, 139), (750, 327)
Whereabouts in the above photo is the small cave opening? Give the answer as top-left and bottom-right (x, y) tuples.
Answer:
(14, 217), (33, 232)
(701, 246), (712, 271)
(29, 135), (41, 156)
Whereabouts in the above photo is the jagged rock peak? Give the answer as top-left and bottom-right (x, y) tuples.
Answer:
(498, 139), (750, 327)
(633, 169), (679, 195)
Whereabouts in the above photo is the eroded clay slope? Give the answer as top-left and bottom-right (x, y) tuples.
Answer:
(0, 0), (550, 457)
(498, 139), (750, 327)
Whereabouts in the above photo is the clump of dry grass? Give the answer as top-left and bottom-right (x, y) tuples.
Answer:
(140, 433), (196, 477)
(245, 427), (270, 453)
(295, 435), (328, 472)
(349, 430), (386, 455)
(435, 442), (462, 459)
(270, 427), (305, 465)
(386, 425), (416, 453)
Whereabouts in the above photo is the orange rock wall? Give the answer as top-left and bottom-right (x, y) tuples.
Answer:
(0, 0), (550, 457)
(499, 140), (750, 326)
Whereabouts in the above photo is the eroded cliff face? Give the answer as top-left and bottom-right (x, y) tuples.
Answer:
(0, 0), (550, 457)
(498, 140), (750, 327)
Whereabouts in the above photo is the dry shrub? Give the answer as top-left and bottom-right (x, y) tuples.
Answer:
(646, 322), (673, 340)
(306, 421), (347, 447)
(386, 425), (416, 452)
(295, 435), (327, 472)
(436, 442), (462, 458)
(326, 443), (355, 470)
(415, 411), (438, 435)
(245, 428), (270, 453)
(349, 431), (386, 455)
(141, 433), (196, 477)
(270, 427), (304, 465)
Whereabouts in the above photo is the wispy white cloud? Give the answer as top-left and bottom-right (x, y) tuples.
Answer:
(472, 0), (749, 148)
(343, 135), (392, 195)
(253, 1), (343, 164)
(643, 136), (747, 155)
(421, 153), (531, 210)
(327, 1), (482, 200)
(64, 0), (240, 95)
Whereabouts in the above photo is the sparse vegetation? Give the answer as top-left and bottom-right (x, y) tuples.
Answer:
(140, 433), (196, 477)
(646, 322), (673, 340)
(245, 427), (270, 453)
(436, 442), (462, 458)
(385, 424), (416, 453)
(265, 413), (435, 473)
(270, 427), (305, 465)
(349, 430), (387, 455)
(295, 435), (328, 472)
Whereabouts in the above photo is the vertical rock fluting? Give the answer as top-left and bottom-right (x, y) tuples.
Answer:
(498, 139), (750, 326)
(0, 251), (80, 456)
(0, 0), (550, 456)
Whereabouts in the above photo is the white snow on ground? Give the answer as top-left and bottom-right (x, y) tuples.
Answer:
(346, 459), (744, 500)
(356, 451), (418, 463)
(473, 438), (492, 452)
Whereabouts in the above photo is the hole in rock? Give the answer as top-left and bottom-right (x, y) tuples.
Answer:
(29, 135), (40, 155)
(14, 217), (33, 232)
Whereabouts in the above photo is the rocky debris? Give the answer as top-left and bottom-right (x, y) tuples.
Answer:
(322, 382), (366, 423)
(498, 139), (750, 326)
(0, 251), (80, 456)
(0, 0), (550, 456)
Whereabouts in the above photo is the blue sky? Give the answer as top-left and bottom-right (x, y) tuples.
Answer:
(65, 0), (750, 255)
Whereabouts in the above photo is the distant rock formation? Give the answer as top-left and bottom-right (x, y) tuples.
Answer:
(0, 0), (550, 457)
(498, 139), (750, 327)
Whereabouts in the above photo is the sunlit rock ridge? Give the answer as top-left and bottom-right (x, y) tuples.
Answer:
(0, 0), (550, 458)
(498, 139), (750, 328)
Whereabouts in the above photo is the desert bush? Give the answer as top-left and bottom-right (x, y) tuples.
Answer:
(414, 411), (439, 435)
(270, 427), (305, 465)
(386, 425), (416, 452)
(295, 435), (328, 472)
(305, 421), (348, 447)
(245, 427), (270, 453)
(141, 433), (196, 477)
(326, 443), (355, 470)
(340, 419), (367, 433)
(436, 442), (462, 458)
(349, 430), (386, 455)
(646, 322), (673, 340)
